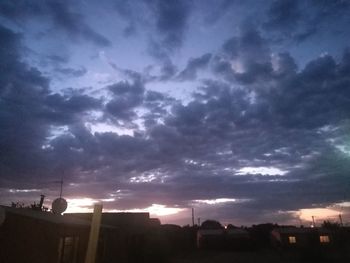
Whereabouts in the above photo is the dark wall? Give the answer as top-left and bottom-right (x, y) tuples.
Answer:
(66, 213), (151, 228)
(0, 212), (89, 263)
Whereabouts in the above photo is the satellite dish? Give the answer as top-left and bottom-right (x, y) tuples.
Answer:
(0, 207), (5, 225)
(52, 198), (68, 214)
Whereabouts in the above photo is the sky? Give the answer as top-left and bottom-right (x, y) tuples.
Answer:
(1, 0), (350, 226)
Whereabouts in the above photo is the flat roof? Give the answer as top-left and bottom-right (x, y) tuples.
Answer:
(272, 227), (333, 234)
(1, 206), (91, 227)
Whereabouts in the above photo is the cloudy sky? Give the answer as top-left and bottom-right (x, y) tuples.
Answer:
(1, 0), (350, 226)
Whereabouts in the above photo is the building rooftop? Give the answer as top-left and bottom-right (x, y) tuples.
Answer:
(1, 205), (91, 227)
(65, 212), (152, 228)
(272, 227), (333, 234)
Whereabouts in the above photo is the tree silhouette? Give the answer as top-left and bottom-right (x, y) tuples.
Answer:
(321, 220), (341, 229)
(201, 220), (223, 229)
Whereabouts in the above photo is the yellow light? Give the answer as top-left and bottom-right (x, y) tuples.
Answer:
(288, 236), (296, 244)
(320, 235), (330, 243)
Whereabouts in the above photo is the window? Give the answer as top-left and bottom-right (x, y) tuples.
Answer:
(288, 236), (296, 244)
(58, 236), (79, 263)
(320, 235), (330, 243)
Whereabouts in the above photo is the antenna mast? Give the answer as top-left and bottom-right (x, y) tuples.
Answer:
(59, 178), (63, 198)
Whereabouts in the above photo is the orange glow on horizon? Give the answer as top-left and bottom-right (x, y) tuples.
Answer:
(298, 207), (340, 222)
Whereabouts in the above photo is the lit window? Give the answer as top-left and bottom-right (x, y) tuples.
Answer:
(320, 235), (330, 243)
(288, 236), (296, 244)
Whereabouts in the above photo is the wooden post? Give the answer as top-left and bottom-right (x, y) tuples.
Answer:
(85, 203), (103, 263)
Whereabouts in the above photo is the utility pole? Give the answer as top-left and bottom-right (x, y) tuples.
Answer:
(298, 218), (302, 227)
(339, 214), (344, 226)
(312, 216), (316, 227)
(192, 208), (195, 226)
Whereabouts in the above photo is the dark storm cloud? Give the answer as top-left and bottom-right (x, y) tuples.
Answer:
(310, 0), (350, 17)
(114, 0), (139, 37)
(144, 90), (174, 113)
(214, 26), (350, 130)
(199, 0), (236, 25)
(91, 147), (348, 223)
(60, 116), (348, 214)
(44, 94), (100, 124)
(159, 60), (178, 81)
(177, 53), (212, 81)
(113, 0), (192, 52)
(214, 25), (272, 84)
(146, 41), (178, 80)
(211, 56), (235, 82)
(269, 52), (350, 128)
(2, 0), (350, 225)
(105, 78), (145, 121)
(47, 1), (111, 47)
(148, 0), (193, 50)
(0, 0), (111, 47)
(158, 78), (311, 164)
(0, 25), (102, 187)
(46, 54), (69, 64)
(273, 52), (298, 76)
(111, 0), (194, 77)
(0, 25), (53, 182)
(100, 65), (176, 124)
(56, 66), (87, 77)
(263, 0), (350, 43)
(111, 44), (350, 221)
(264, 0), (301, 33)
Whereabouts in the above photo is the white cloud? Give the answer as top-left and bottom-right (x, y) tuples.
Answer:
(236, 166), (288, 176)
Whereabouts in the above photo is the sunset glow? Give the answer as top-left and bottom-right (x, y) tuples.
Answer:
(65, 199), (184, 217)
(298, 208), (341, 223)
(65, 198), (99, 213)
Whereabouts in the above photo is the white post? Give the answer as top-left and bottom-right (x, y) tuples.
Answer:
(85, 203), (103, 263)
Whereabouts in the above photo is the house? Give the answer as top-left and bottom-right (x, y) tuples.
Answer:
(65, 212), (154, 230)
(65, 212), (158, 247)
(271, 227), (334, 248)
(197, 228), (225, 249)
(197, 222), (254, 250)
(65, 212), (162, 262)
(0, 206), (119, 263)
(225, 228), (252, 250)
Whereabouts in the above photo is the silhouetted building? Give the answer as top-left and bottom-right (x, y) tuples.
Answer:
(66, 212), (154, 229)
(65, 212), (162, 262)
(226, 228), (252, 250)
(197, 228), (225, 249)
(0, 206), (120, 263)
(271, 227), (334, 248)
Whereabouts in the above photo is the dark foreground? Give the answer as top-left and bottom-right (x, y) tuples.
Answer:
(170, 249), (350, 263)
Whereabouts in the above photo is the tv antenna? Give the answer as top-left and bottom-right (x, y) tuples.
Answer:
(59, 178), (63, 198)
